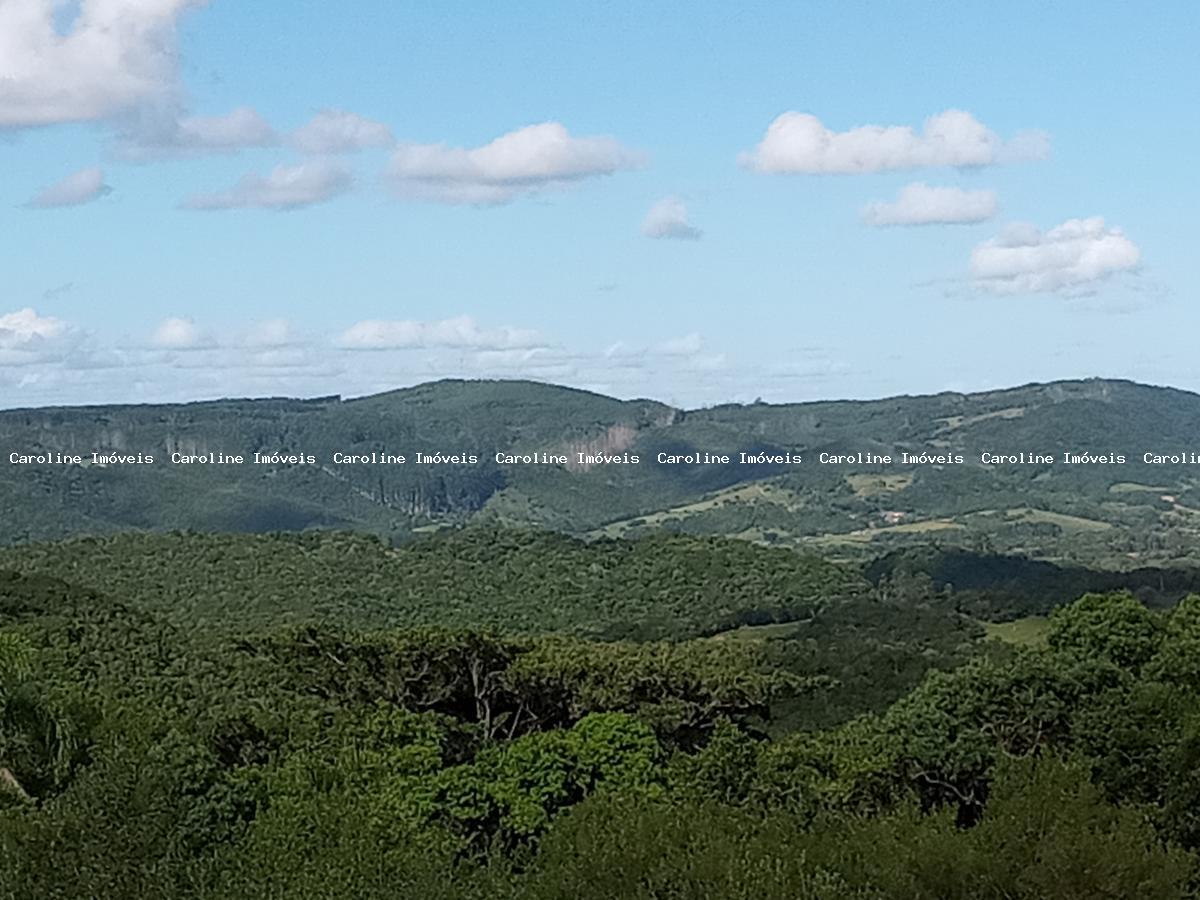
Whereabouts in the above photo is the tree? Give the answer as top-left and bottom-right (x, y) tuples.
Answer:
(383, 713), (663, 853)
(0, 630), (86, 805)
(1048, 592), (1162, 671)
(1146, 593), (1200, 689)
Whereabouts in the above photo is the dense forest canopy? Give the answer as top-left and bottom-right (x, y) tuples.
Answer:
(0, 529), (862, 639)
(3, 526), (1200, 897)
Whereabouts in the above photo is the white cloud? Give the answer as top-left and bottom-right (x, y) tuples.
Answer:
(641, 196), (702, 240)
(0, 308), (76, 366)
(292, 109), (394, 154)
(970, 217), (1141, 294)
(184, 160), (352, 211)
(861, 182), (997, 226)
(0, 312), (752, 408)
(603, 333), (713, 363)
(151, 317), (213, 349)
(336, 315), (544, 351)
(655, 333), (705, 357)
(27, 166), (111, 208)
(686, 352), (728, 372)
(740, 109), (1048, 174)
(0, 0), (202, 128)
(244, 319), (298, 348)
(238, 347), (323, 370)
(386, 122), (644, 204)
(603, 340), (639, 359)
(117, 106), (278, 159)
(0, 307), (67, 342)
(469, 347), (572, 375)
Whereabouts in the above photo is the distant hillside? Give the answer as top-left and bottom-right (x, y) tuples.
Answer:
(0, 529), (862, 640)
(3, 377), (1200, 566)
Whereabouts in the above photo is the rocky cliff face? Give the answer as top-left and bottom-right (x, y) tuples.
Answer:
(561, 423), (639, 471)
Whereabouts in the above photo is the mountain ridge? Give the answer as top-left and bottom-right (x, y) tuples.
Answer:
(5, 374), (1195, 416)
(3, 376), (1200, 566)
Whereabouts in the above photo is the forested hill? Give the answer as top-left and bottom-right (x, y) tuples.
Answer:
(4, 377), (1200, 565)
(0, 529), (863, 640)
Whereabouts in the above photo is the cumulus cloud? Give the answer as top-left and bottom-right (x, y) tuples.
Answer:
(151, 317), (213, 350)
(184, 160), (352, 211)
(741, 109), (1048, 175)
(969, 217), (1141, 294)
(117, 106), (278, 159)
(292, 109), (394, 154)
(641, 196), (702, 240)
(862, 182), (997, 226)
(0, 0), (202, 128)
(0, 308), (76, 365)
(336, 315), (544, 351)
(1, 307), (66, 342)
(385, 122), (643, 204)
(27, 166), (111, 208)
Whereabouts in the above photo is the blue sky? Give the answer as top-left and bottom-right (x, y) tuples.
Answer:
(1, 0), (1196, 408)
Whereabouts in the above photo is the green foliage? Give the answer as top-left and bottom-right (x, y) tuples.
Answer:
(751, 716), (902, 820)
(758, 594), (982, 729)
(0, 632), (33, 684)
(505, 795), (870, 900)
(1048, 591), (1163, 669)
(391, 712), (662, 851)
(507, 756), (1191, 900)
(667, 717), (761, 803)
(256, 626), (800, 750)
(0, 529), (862, 639)
(0, 628), (91, 807)
(879, 651), (1083, 813)
(869, 547), (1200, 619)
(820, 755), (1192, 899)
(6, 535), (1200, 896)
(1146, 593), (1200, 688)
(503, 637), (807, 745)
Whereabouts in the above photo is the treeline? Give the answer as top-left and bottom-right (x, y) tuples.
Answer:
(0, 529), (863, 639)
(870, 546), (1200, 618)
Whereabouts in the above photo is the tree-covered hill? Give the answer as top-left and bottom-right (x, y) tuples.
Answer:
(0, 529), (864, 640)
(4, 377), (1200, 565)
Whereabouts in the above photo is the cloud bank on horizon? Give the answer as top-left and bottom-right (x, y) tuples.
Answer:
(0, 0), (1188, 407)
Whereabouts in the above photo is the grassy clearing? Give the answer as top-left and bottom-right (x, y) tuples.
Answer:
(984, 616), (1051, 648)
(1004, 508), (1112, 532)
(809, 518), (964, 545)
(1109, 482), (1171, 494)
(933, 406), (1027, 434)
(590, 481), (803, 537)
(846, 473), (914, 498)
(708, 620), (806, 642)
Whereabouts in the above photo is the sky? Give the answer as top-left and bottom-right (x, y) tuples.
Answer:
(1, 0), (1197, 409)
